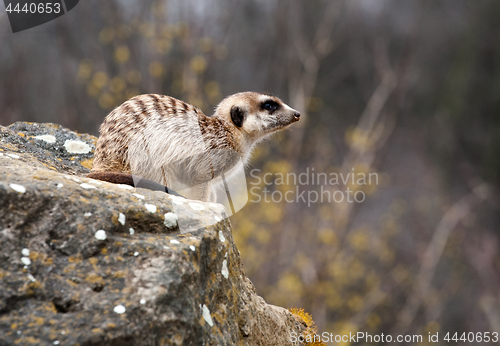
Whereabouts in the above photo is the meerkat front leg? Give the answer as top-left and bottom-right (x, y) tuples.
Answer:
(180, 182), (211, 201)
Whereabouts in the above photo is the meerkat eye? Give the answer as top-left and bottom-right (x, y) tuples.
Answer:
(261, 100), (279, 113)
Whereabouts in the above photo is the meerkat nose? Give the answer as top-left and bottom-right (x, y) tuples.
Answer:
(293, 112), (301, 119)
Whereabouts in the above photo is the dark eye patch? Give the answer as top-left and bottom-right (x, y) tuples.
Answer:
(230, 106), (245, 127)
(261, 100), (280, 113)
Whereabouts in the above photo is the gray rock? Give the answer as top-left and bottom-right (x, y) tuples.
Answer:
(0, 122), (306, 345)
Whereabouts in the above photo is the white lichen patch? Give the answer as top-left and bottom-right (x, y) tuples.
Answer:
(219, 231), (226, 243)
(95, 230), (107, 240)
(113, 304), (126, 314)
(21, 257), (31, 266)
(170, 196), (185, 205)
(129, 228), (135, 235)
(164, 212), (178, 228)
(170, 239), (180, 244)
(202, 304), (213, 326)
(84, 212), (92, 217)
(71, 177), (81, 183)
(89, 180), (102, 185)
(53, 341), (60, 345)
(35, 134), (56, 144)
(117, 184), (134, 190)
(134, 252), (139, 257)
(144, 203), (157, 213)
(7, 153), (20, 159)
(221, 259), (229, 279)
(140, 299), (146, 305)
(63, 139), (91, 154)
(56, 183), (64, 188)
(22, 248), (30, 257)
(9, 183), (26, 194)
(80, 183), (97, 190)
(190, 245), (196, 251)
(133, 193), (145, 200)
(118, 213), (126, 225)
(189, 202), (205, 211)
(214, 215), (221, 222)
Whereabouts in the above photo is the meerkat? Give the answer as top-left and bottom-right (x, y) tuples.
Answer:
(87, 92), (300, 202)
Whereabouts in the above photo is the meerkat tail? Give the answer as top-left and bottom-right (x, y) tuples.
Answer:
(87, 171), (136, 186)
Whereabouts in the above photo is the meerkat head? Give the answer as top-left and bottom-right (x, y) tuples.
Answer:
(213, 92), (300, 142)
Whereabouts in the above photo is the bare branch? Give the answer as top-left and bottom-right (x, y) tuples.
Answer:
(313, 0), (345, 57)
(395, 183), (491, 332)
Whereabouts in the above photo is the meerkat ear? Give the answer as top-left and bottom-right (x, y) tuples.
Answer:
(230, 106), (245, 127)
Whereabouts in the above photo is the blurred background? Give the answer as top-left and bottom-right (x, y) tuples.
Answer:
(1, 0), (499, 343)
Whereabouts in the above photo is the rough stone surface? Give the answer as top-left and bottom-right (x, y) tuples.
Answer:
(0, 122), (305, 345)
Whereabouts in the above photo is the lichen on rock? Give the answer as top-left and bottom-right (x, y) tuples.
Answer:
(0, 122), (307, 345)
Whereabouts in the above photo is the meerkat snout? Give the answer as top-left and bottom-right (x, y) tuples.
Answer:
(89, 91), (300, 201)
